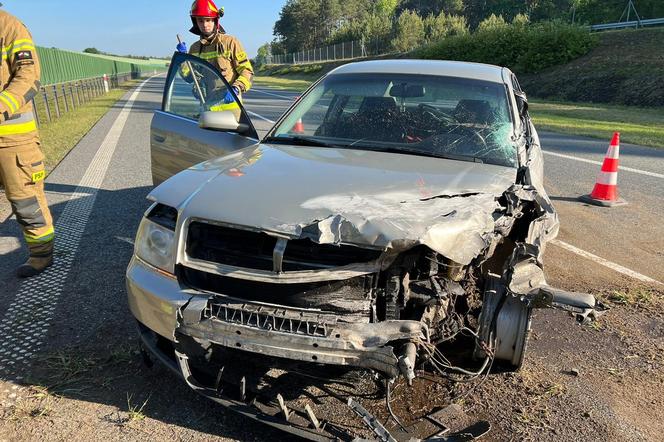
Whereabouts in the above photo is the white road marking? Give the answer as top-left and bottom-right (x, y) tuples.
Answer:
(0, 76), (158, 378)
(250, 88), (297, 100)
(247, 110), (276, 124)
(543, 151), (664, 179)
(551, 239), (663, 286)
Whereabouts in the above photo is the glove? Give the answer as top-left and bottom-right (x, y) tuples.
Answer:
(176, 42), (188, 53)
(223, 86), (240, 104)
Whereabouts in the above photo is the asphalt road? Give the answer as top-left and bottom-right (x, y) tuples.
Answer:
(0, 76), (662, 439)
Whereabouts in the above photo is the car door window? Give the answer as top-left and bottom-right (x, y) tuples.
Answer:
(165, 56), (235, 120)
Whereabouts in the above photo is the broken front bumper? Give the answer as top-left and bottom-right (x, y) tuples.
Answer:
(126, 256), (424, 379)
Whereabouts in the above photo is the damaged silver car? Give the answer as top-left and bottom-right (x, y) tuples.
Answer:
(127, 55), (601, 440)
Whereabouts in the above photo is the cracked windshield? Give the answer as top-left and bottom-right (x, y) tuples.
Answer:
(270, 73), (517, 167)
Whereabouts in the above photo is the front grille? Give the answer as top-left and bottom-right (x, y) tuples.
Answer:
(187, 222), (277, 271)
(180, 267), (373, 321)
(186, 221), (383, 271)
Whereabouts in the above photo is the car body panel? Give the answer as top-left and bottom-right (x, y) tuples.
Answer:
(329, 59), (507, 84)
(151, 111), (258, 185)
(150, 144), (517, 264)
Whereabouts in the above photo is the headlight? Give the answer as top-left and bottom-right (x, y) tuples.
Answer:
(135, 205), (177, 274)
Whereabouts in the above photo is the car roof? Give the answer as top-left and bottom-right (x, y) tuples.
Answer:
(329, 59), (507, 84)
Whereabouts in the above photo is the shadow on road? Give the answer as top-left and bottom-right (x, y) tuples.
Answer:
(0, 181), (282, 440)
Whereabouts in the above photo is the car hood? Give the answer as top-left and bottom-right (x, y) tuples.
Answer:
(149, 144), (517, 264)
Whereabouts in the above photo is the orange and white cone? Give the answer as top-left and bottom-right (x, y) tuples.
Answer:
(292, 118), (305, 134)
(579, 132), (627, 207)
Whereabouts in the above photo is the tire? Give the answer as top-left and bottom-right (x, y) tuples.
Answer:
(476, 274), (532, 371)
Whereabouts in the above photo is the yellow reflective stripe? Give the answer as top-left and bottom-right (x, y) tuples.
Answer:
(236, 63), (252, 74)
(235, 76), (252, 91)
(11, 43), (35, 53)
(0, 91), (20, 112)
(6, 38), (34, 48)
(0, 94), (17, 113)
(2, 39), (35, 59)
(198, 51), (219, 60)
(209, 101), (240, 111)
(25, 227), (55, 244)
(0, 119), (37, 135)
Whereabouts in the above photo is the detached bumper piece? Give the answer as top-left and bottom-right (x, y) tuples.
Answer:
(138, 322), (491, 442)
(178, 296), (425, 379)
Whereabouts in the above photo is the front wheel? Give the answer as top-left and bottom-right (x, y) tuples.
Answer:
(475, 274), (532, 371)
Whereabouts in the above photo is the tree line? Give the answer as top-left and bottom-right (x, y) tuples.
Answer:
(257, 0), (664, 60)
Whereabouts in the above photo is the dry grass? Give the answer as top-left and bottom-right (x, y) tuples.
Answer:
(38, 80), (142, 172)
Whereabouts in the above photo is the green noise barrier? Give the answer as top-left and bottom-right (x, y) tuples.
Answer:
(36, 47), (168, 85)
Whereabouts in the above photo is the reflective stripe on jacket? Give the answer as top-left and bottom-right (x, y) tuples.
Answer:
(0, 11), (41, 147)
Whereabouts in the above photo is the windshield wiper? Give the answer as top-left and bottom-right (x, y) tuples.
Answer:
(263, 135), (343, 148)
(348, 143), (484, 164)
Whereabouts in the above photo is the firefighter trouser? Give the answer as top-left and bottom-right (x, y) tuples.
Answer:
(0, 142), (54, 246)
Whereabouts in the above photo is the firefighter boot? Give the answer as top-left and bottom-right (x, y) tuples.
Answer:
(17, 240), (54, 278)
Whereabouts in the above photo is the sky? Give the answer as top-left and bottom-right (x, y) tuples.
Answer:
(2, 0), (286, 58)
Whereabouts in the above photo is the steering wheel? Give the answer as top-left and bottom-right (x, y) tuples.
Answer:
(431, 125), (489, 157)
(418, 103), (458, 124)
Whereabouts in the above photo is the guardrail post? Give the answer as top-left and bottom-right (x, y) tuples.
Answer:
(61, 84), (69, 113)
(41, 88), (51, 122)
(76, 82), (82, 105)
(52, 85), (61, 118)
(69, 83), (77, 108)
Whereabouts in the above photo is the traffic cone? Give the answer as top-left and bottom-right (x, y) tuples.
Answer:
(292, 118), (305, 134)
(579, 132), (627, 207)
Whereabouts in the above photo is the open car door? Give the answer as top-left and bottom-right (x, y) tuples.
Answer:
(150, 52), (259, 185)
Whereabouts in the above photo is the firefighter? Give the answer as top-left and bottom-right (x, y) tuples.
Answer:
(177, 1), (253, 117)
(0, 10), (54, 278)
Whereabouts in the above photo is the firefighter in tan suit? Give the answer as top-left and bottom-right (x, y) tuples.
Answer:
(0, 10), (54, 277)
(177, 1), (253, 118)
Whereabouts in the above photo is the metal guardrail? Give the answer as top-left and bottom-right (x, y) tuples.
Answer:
(590, 17), (664, 31)
(270, 40), (368, 65)
(31, 72), (135, 127)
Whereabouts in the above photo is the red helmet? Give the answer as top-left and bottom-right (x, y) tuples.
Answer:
(189, 0), (224, 35)
(191, 0), (221, 18)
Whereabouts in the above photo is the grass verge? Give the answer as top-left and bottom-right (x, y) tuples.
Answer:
(253, 76), (314, 92)
(39, 79), (142, 171)
(529, 100), (664, 148)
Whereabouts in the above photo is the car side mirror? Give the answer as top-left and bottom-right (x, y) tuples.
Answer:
(199, 111), (249, 134)
(514, 91), (528, 116)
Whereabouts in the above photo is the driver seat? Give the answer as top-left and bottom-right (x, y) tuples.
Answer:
(349, 96), (401, 141)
